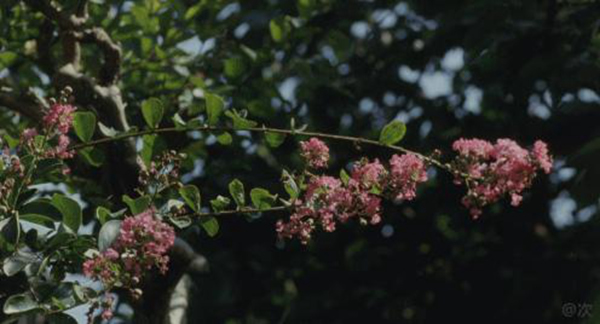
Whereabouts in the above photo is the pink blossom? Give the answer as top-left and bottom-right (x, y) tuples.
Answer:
(21, 128), (38, 144)
(532, 140), (553, 174)
(44, 135), (74, 159)
(452, 138), (553, 218)
(277, 173), (382, 243)
(350, 159), (386, 190)
(43, 103), (76, 135)
(452, 138), (494, 159)
(300, 137), (330, 169)
(83, 209), (175, 287)
(387, 153), (428, 201)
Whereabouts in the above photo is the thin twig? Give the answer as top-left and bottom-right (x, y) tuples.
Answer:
(69, 125), (451, 171)
(183, 205), (289, 218)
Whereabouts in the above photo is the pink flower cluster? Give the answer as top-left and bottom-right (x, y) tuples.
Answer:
(83, 209), (175, 288)
(300, 138), (330, 169)
(388, 153), (428, 201)
(276, 153), (428, 244)
(43, 103), (76, 135)
(452, 138), (553, 218)
(21, 102), (77, 160)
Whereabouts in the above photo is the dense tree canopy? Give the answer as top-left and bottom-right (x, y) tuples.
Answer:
(0, 0), (599, 323)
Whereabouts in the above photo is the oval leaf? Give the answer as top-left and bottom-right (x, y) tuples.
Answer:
(73, 112), (96, 142)
(228, 179), (245, 207)
(179, 185), (201, 212)
(3, 293), (40, 314)
(122, 195), (151, 215)
(51, 194), (82, 233)
(379, 120), (407, 145)
(98, 220), (122, 251)
(216, 132), (233, 145)
(200, 216), (219, 237)
(141, 97), (164, 128)
(205, 93), (224, 125)
(210, 196), (231, 212)
(265, 131), (286, 148)
(250, 188), (277, 210)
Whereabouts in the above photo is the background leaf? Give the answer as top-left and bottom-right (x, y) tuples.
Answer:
(141, 98), (164, 128)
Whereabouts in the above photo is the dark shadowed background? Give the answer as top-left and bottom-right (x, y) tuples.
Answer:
(1, 0), (600, 323)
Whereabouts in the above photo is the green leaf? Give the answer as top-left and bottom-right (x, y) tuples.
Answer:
(79, 147), (105, 167)
(170, 216), (192, 229)
(20, 198), (62, 222)
(205, 93), (224, 125)
(98, 220), (122, 251)
(210, 196), (231, 212)
(72, 112), (96, 142)
(379, 120), (407, 145)
(228, 179), (245, 207)
(19, 214), (55, 229)
(0, 51), (18, 68)
(98, 122), (118, 137)
(224, 57), (246, 79)
(140, 134), (166, 166)
(3, 293), (40, 314)
(184, 3), (203, 20)
(250, 188), (277, 210)
(270, 17), (292, 43)
(179, 185), (201, 212)
(216, 132), (233, 145)
(95, 206), (111, 225)
(282, 170), (300, 200)
(340, 169), (350, 186)
(297, 0), (317, 17)
(141, 98), (164, 128)
(51, 194), (82, 233)
(172, 113), (187, 129)
(3, 134), (19, 149)
(3, 250), (37, 276)
(200, 216), (219, 237)
(265, 131), (286, 148)
(122, 195), (151, 215)
(225, 110), (258, 130)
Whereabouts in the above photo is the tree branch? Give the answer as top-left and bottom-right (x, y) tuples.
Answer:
(76, 28), (122, 85)
(69, 125), (451, 172)
(24, 0), (87, 30)
(0, 91), (44, 121)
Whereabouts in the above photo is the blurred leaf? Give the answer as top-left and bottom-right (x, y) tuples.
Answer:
(270, 17), (292, 43)
(0, 51), (17, 68)
(216, 132), (233, 145)
(224, 57), (246, 79)
(79, 147), (105, 167)
(225, 110), (257, 130)
(206, 93), (224, 125)
(265, 131), (286, 148)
